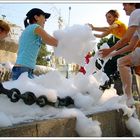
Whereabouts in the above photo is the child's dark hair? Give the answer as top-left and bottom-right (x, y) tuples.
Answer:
(106, 10), (119, 18)
(24, 16), (37, 28)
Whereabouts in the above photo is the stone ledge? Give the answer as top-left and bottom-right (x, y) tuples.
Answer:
(88, 109), (132, 137)
(0, 118), (77, 137)
(0, 40), (18, 53)
(0, 103), (140, 137)
(0, 50), (17, 64)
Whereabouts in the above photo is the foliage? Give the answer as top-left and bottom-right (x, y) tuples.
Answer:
(97, 37), (109, 50)
(36, 44), (51, 66)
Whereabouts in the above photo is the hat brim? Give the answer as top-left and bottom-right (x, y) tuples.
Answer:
(44, 13), (51, 19)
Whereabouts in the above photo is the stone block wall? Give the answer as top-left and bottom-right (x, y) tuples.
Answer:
(0, 118), (77, 137)
(0, 39), (18, 63)
(0, 104), (140, 137)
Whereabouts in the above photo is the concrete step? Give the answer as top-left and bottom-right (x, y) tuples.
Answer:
(0, 103), (140, 137)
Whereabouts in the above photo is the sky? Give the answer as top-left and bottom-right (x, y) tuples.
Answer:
(0, 2), (129, 29)
(0, 2), (129, 42)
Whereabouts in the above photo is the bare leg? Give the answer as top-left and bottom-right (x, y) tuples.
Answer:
(117, 55), (133, 99)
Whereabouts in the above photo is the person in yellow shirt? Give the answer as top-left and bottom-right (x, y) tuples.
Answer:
(88, 10), (128, 93)
(79, 10), (127, 78)
(88, 9), (127, 39)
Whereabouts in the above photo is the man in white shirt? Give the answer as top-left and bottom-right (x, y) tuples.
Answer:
(99, 3), (140, 107)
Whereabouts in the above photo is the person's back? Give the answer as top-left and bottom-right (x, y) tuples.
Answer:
(16, 24), (41, 69)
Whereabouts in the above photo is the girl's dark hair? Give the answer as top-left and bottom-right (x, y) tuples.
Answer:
(106, 10), (119, 18)
(24, 17), (29, 28)
(24, 14), (39, 28)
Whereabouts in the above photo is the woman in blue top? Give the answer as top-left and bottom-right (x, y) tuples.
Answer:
(12, 8), (58, 80)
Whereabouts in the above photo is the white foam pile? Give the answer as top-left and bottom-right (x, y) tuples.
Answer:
(0, 24), (140, 137)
